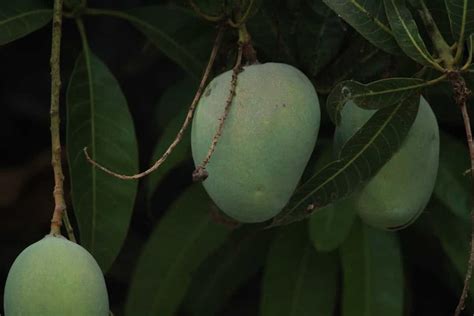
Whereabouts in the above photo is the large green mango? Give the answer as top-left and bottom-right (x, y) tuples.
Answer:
(192, 63), (320, 223)
(4, 235), (109, 316)
(334, 98), (439, 230)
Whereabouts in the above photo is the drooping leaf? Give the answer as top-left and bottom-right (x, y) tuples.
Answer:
(0, 0), (52, 46)
(321, 0), (401, 55)
(261, 222), (338, 316)
(341, 220), (404, 316)
(309, 198), (357, 252)
(270, 95), (420, 227)
(445, 0), (474, 42)
(125, 185), (230, 316)
(305, 140), (356, 252)
(125, 5), (214, 79)
(428, 198), (474, 303)
(147, 78), (197, 196)
(384, 0), (440, 68)
(67, 51), (138, 272)
(182, 228), (274, 316)
(434, 132), (471, 220)
(327, 77), (424, 124)
(296, 2), (345, 76)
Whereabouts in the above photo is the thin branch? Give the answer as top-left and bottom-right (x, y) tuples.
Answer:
(62, 210), (77, 242)
(83, 25), (226, 180)
(189, 0), (224, 22)
(193, 43), (243, 182)
(449, 71), (473, 316)
(49, 0), (69, 237)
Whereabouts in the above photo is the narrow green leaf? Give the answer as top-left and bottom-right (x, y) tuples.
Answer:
(341, 220), (404, 316)
(434, 132), (471, 220)
(327, 77), (424, 124)
(261, 222), (338, 316)
(321, 0), (401, 55)
(126, 5), (214, 79)
(270, 95), (420, 227)
(67, 52), (138, 272)
(445, 0), (474, 41)
(0, 0), (52, 45)
(182, 228), (274, 316)
(125, 185), (230, 316)
(309, 198), (357, 252)
(147, 78), (197, 196)
(384, 0), (440, 68)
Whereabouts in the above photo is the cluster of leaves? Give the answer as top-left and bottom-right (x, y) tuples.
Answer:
(2, 0), (474, 315)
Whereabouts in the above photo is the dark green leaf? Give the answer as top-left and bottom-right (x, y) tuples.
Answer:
(341, 220), (404, 316)
(127, 5), (214, 79)
(428, 199), (474, 301)
(0, 0), (52, 46)
(384, 0), (440, 68)
(322, 0), (401, 55)
(327, 77), (424, 124)
(309, 198), (356, 252)
(261, 222), (338, 316)
(147, 78), (197, 196)
(270, 95), (420, 227)
(434, 132), (471, 220)
(67, 51), (138, 272)
(125, 185), (230, 316)
(445, 0), (474, 41)
(424, 0), (456, 43)
(296, 3), (345, 76)
(182, 228), (274, 316)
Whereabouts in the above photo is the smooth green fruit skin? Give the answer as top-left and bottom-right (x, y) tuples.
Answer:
(334, 98), (439, 230)
(192, 63), (320, 223)
(4, 235), (109, 316)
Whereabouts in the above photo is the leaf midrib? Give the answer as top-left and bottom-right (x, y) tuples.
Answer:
(0, 9), (51, 26)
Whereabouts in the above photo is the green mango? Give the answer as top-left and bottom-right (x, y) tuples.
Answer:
(192, 63), (320, 223)
(4, 235), (109, 316)
(334, 97), (439, 230)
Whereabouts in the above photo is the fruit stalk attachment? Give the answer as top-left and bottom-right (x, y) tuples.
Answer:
(83, 25), (225, 179)
(49, 0), (76, 242)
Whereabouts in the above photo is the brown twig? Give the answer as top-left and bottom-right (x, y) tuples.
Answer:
(49, 0), (67, 236)
(83, 25), (226, 180)
(193, 43), (243, 182)
(450, 71), (473, 316)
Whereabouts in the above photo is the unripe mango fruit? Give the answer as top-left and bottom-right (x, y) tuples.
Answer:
(192, 63), (320, 223)
(334, 98), (439, 230)
(4, 235), (109, 316)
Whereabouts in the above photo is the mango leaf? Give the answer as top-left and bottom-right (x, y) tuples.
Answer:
(321, 0), (401, 55)
(261, 222), (338, 316)
(424, 0), (456, 42)
(296, 3), (345, 77)
(125, 5), (213, 79)
(445, 0), (474, 41)
(428, 199), (474, 303)
(434, 132), (471, 220)
(384, 0), (440, 68)
(327, 77), (424, 124)
(125, 185), (230, 316)
(270, 95), (420, 227)
(0, 0), (52, 46)
(67, 51), (138, 272)
(341, 220), (404, 316)
(309, 198), (357, 252)
(182, 228), (274, 316)
(147, 78), (196, 196)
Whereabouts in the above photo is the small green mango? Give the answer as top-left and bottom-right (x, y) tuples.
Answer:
(334, 98), (439, 230)
(192, 63), (320, 223)
(4, 235), (109, 316)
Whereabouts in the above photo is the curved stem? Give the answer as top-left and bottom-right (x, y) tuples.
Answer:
(49, 0), (68, 237)
(193, 43), (243, 181)
(189, 0), (224, 22)
(83, 25), (226, 180)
